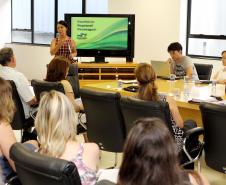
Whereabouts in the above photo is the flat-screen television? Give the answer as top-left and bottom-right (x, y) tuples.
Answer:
(65, 14), (135, 62)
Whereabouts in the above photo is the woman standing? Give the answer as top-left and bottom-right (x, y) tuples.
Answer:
(50, 20), (77, 63)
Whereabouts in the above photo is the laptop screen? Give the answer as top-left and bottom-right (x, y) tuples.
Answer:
(151, 60), (171, 78)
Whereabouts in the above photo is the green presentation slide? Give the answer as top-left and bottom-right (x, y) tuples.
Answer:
(71, 17), (128, 50)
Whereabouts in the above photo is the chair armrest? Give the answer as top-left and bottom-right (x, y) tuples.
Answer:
(29, 107), (38, 120)
(185, 127), (204, 139)
(182, 127), (204, 166)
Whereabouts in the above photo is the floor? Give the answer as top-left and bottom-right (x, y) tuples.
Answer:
(14, 131), (226, 185)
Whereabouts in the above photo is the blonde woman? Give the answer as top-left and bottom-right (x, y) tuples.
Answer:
(0, 168), (4, 185)
(0, 77), (16, 182)
(34, 91), (99, 185)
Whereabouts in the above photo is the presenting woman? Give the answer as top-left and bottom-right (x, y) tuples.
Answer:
(50, 20), (77, 63)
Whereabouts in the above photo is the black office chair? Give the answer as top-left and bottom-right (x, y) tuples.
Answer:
(67, 63), (80, 98)
(9, 81), (35, 142)
(80, 88), (126, 167)
(120, 96), (204, 170)
(194, 63), (213, 80)
(9, 80), (27, 130)
(10, 143), (81, 185)
(200, 102), (226, 173)
(120, 96), (173, 134)
(31, 79), (65, 102)
(31, 79), (86, 134)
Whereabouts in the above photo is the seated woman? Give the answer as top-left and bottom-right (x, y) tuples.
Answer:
(135, 63), (186, 151)
(0, 77), (16, 182)
(46, 56), (83, 112)
(213, 50), (226, 84)
(33, 90), (99, 185)
(0, 169), (3, 185)
(97, 118), (209, 185)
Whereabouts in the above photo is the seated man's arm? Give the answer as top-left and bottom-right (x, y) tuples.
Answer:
(27, 96), (37, 106)
(185, 66), (193, 78)
(217, 79), (226, 84)
(16, 73), (37, 106)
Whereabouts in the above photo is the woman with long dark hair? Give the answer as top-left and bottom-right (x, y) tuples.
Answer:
(118, 118), (208, 185)
(97, 118), (209, 185)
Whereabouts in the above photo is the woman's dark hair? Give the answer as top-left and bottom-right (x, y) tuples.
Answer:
(135, 63), (159, 101)
(167, 42), (183, 52)
(118, 117), (182, 185)
(46, 56), (70, 82)
(0, 47), (14, 66)
(57, 20), (68, 29)
(221, 50), (226, 55)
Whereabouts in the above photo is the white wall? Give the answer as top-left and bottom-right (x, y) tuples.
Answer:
(0, 0), (11, 47)
(109, 0), (181, 62)
(1, 0), (223, 80)
(6, 44), (52, 80)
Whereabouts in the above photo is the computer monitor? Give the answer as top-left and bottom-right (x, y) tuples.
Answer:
(65, 14), (135, 63)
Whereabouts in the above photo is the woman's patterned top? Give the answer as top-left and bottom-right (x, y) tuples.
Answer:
(71, 144), (97, 185)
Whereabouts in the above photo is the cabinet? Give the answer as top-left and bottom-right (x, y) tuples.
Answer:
(78, 63), (137, 85)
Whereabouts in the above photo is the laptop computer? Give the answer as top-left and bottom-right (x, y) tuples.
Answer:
(151, 60), (180, 80)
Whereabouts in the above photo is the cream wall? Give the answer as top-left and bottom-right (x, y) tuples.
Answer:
(109, 0), (180, 62)
(6, 44), (52, 80)
(0, 0), (11, 47)
(1, 0), (222, 80)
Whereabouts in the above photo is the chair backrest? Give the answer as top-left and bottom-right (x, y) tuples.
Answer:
(194, 63), (213, 80)
(31, 79), (65, 102)
(9, 80), (26, 130)
(120, 96), (173, 135)
(80, 88), (125, 152)
(199, 102), (226, 173)
(10, 143), (81, 185)
(67, 63), (80, 98)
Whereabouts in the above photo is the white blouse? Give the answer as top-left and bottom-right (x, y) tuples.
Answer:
(214, 67), (226, 81)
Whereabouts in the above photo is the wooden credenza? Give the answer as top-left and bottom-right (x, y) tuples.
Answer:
(78, 62), (137, 86)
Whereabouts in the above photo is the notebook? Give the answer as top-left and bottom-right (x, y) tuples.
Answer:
(151, 60), (180, 80)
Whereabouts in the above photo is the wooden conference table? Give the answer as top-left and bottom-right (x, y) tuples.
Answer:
(82, 79), (226, 127)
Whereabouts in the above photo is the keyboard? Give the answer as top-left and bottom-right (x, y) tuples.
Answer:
(123, 85), (139, 92)
(157, 76), (182, 80)
(196, 80), (212, 84)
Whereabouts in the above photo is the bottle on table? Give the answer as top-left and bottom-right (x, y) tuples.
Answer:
(169, 74), (176, 95)
(183, 76), (190, 100)
(211, 80), (217, 96)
